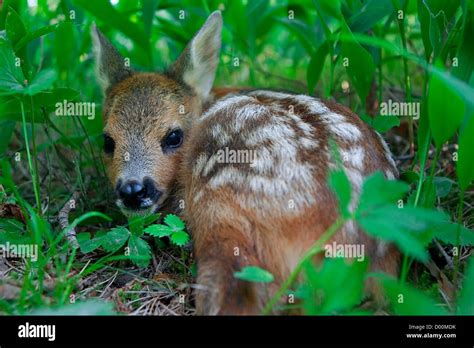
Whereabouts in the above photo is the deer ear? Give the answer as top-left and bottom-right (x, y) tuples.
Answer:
(169, 11), (222, 102)
(91, 24), (132, 94)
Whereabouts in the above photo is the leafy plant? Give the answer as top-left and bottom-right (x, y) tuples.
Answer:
(144, 214), (190, 247)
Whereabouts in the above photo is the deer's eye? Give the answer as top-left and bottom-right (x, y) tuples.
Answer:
(103, 134), (115, 154)
(163, 129), (183, 150)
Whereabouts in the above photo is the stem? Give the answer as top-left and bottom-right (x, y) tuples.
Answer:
(452, 190), (465, 313)
(261, 216), (346, 315)
(20, 98), (41, 211)
(422, 146), (441, 206)
(394, 0), (414, 153)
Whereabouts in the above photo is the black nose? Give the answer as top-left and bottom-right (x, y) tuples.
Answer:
(117, 178), (160, 209)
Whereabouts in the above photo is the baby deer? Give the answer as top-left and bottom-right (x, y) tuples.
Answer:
(92, 11), (399, 315)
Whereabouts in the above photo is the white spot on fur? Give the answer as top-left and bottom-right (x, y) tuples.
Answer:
(209, 166), (246, 189)
(377, 133), (397, 173)
(341, 146), (365, 170)
(385, 169), (395, 180)
(193, 153), (209, 177)
(199, 95), (255, 121)
(245, 122), (295, 147)
(202, 153), (220, 177)
(211, 124), (231, 146)
(300, 137), (318, 149)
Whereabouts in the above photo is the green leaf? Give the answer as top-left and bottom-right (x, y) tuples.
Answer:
(428, 62), (466, 148)
(315, 0), (342, 20)
(5, 7), (26, 46)
(144, 224), (174, 238)
(24, 69), (57, 96)
(372, 116), (400, 133)
(0, 87), (80, 122)
(307, 41), (329, 94)
(102, 227), (130, 253)
(14, 23), (60, 52)
(128, 234), (151, 268)
(300, 258), (368, 315)
(0, 35), (25, 94)
(328, 169), (352, 218)
(74, 0), (149, 52)
(355, 173), (452, 261)
(457, 112), (474, 191)
(380, 276), (447, 315)
(348, 0), (394, 33)
(170, 230), (189, 246)
(234, 266), (274, 283)
(357, 208), (429, 261)
(358, 172), (408, 212)
(458, 256), (474, 315)
(432, 176), (454, 198)
(341, 22), (375, 105)
(431, 222), (474, 246)
(164, 214), (185, 231)
(54, 21), (76, 73)
(77, 232), (103, 253)
(142, 0), (160, 38)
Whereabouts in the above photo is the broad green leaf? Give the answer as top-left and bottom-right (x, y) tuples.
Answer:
(74, 0), (149, 52)
(5, 7), (26, 46)
(360, 114), (400, 133)
(234, 266), (274, 283)
(328, 169), (352, 218)
(142, 0), (160, 38)
(453, 10), (474, 82)
(164, 214), (185, 231)
(358, 172), (408, 212)
(0, 35), (25, 94)
(128, 215), (147, 236)
(300, 258), (368, 315)
(348, 0), (394, 33)
(54, 21), (76, 74)
(418, 0), (433, 59)
(432, 176), (454, 198)
(458, 256), (474, 315)
(128, 234), (151, 268)
(24, 69), (57, 96)
(428, 63), (466, 148)
(341, 23), (375, 105)
(144, 224), (174, 238)
(101, 227), (130, 253)
(77, 232), (103, 253)
(0, 87), (79, 122)
(457, 112), (474, 191)
(372, 116), (400, 133)
(431, 222), (474, 246)
(307, 41), (328, 94)
(400, 170), (420, 184)
(13, 23), (60, 52)
(170, 230), (190, 246)
(314, 0), (342, 19)
(381, 276), (447, 315)
(275, 18), (317, 55)
(357, 210), (429, 262)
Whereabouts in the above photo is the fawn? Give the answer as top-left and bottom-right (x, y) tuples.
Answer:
(92, 11), (399, 315)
